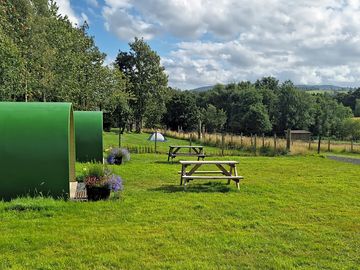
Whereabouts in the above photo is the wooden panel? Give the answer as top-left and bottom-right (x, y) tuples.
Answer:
(179, 160), (238, 164)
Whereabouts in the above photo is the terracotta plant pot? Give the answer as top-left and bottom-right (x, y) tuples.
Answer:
(86, 186), (111, 201)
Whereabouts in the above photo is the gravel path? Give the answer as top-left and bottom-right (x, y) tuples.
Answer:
(327, 155), (360, 165)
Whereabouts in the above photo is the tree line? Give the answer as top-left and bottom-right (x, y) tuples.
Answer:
(160, 79), (360, 140)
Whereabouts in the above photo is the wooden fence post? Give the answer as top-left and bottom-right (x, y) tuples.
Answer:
(221, 133), (225, 156)
(274, 133), (277, 152)
(254, 134), (257, 154)
(308, 137), (311, 150)
(327, 137), (331, 152)
(262, 133), (265, 147)
(317, 135), (321, 154)
(189, 134), (192, 153)
(202, 125), (205, 142)
(118, 132), (122, 148)
(240, 132), (243, 147)
(351, 138), (354, 152)
(286, 129), (291, 152)
(198, 119), (202, 140)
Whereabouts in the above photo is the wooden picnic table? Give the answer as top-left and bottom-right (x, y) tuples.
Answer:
(167, 145), (205, 162)
(179, 160), (243, 190)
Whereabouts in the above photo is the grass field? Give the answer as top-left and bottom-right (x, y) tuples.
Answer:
(103, 130), (223, 155)
(1, 133), (360, 269)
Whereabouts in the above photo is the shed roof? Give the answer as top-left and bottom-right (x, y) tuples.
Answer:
(290, 130), (311, 134)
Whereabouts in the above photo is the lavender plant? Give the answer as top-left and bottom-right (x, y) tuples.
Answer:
(106, 147), (130, 165)
(81, 163), (123, 192)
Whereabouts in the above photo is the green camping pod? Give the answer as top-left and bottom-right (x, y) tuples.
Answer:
(0, 102), (75, 200)
(74, 111), (103, 163)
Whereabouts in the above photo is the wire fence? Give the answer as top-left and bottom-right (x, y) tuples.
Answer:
(158, 129), (360, 156)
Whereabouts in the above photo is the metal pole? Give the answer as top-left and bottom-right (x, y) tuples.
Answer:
(155, 130), (157, 153)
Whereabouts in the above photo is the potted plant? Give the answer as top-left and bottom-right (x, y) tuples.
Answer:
(106, 147), (130, 165)
(82, 163), (123, 201)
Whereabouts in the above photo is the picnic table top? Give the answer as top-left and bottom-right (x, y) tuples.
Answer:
(169, 145), (204, 148)
(179, 160), (238, 165)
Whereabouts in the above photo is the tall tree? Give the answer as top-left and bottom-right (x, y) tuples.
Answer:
(163, 91), (199, 131)
(115, 37), (168, 133)
(202, 104), (227, 133)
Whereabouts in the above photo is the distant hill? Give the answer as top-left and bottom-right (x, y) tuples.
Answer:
(191, 86), (214, 92)
(295, 85), (350, 91)
(191, 84), (351, 92)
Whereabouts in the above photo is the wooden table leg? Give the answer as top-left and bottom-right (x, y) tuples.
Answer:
(236, 180), (240, 190)
(167, 147), (173, 162)
(227, 165), (233, 185)
(234, 164), (240, 190)
(180, 164), (185, 185)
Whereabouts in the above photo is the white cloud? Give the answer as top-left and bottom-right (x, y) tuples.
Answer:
(102, 0), (360, 88)
(86, 0), (99, 8)
(55, 0), (80, 25)
(103, 6), (156, 40)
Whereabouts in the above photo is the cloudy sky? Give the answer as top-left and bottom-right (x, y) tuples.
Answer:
(58, 0), (360, 89)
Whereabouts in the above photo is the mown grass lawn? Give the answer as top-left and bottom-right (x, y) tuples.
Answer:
(0, 133), (359, 269)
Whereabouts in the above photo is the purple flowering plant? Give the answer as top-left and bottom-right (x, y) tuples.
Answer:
(81, 163), (123, 192)
(106, 147), (130, 165)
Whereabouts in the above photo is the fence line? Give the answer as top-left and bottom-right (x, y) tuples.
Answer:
(157, 129), (360, 156)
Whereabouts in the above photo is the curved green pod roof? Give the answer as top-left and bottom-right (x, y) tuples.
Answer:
(0, 102), (75, 200)
(74, 111), (103, 163)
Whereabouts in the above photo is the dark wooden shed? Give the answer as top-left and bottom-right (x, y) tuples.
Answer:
(287, 130), (312, 141)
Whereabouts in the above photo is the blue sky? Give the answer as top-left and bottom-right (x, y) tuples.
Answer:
(57, 0), (360, 89)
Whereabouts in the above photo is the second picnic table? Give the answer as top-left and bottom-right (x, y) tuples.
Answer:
(179, 160), (243, 190)
(167, 145), (205, 162)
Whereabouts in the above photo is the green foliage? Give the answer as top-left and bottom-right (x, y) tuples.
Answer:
(312, 94), (353, 137)
(335, 88), (360, 113)
(355, 99), (360, 117)
(202, 104), (227, 132)
(241, 103), (272, 134)
(273, 80), (315, 133)
(340, 118), (360, 140)
(163, 91), (200, 131)
(0, 0), (128, 113)
(83, 163), (106, 179)
(184, 77), (352, 138)
(115, 37), (168, 132)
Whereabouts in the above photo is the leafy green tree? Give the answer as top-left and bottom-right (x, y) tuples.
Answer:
(163, 91), (199, 131)
(115, 37), (168, 132)
(354, 99), (360, 117)
(273, 81), (314, 134)
(339, 118), (360, 140)
(335, 88), (360, 113)
(0, 28), (24, 100)
(228, 86), (272, 134)
(254, 76), (279, 91)
(0, 0), (119, 111)
(202, 104), (227, 132)
(240, 103), (272, 134)
(311, 94), (352, 139)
